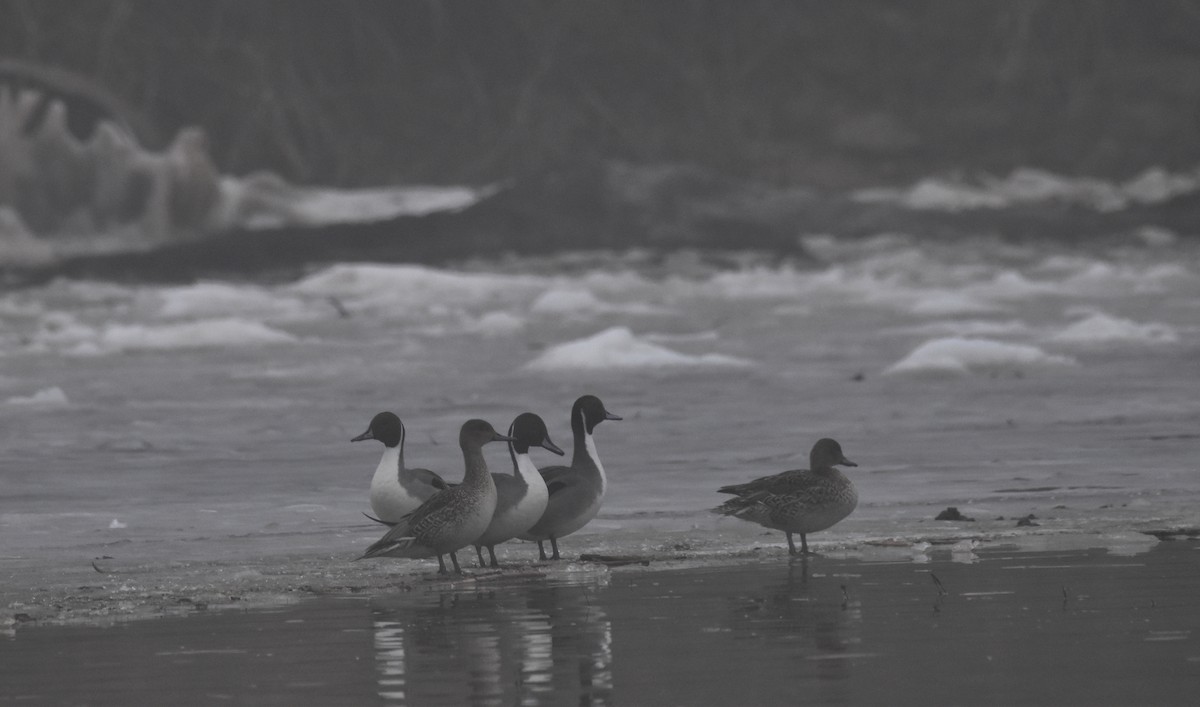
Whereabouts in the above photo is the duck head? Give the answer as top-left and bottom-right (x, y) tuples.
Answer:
(352, 411), (404, 448)
(508, 412), (565, 456)
(460, 418), (516, 449)
(810, 438), (856, 470)
(572, 395), (622, 435)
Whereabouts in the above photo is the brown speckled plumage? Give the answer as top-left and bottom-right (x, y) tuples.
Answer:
(714, 438), (859, 556)
(358, 419), (510, 574)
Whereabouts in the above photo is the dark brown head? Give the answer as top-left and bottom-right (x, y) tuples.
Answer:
(459, 418), (515, 450)
(570, 395), (622, 436)
(351, 411), (404, 448)
(810, 438), (856, 471)
(508, 412), (565, 456)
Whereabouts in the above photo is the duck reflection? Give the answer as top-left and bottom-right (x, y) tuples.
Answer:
(524, 581), (613, 705)
(725, 559), (864, 701)
(370, 575), (613, 706)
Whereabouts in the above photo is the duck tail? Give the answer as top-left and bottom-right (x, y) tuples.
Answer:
(357, 534), (417, 560)
(711, 497), (746, 516)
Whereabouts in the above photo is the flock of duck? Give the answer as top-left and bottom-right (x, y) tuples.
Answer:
(352, 394), (859, 574)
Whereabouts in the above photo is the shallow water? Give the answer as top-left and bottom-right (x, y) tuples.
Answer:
(5, 544), (1199, 706)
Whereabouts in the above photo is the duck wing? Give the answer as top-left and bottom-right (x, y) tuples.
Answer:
(714, 470), (822, 515)
(411, 467), (452, 491)
(717, 469), (807, 496)
(538, 464), (577, 497)
(358, 490), (457, 558)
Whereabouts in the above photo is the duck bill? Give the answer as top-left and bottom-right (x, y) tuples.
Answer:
(541, 437), (566, 456)
(351, 429), (374, 442)
(840, 456), (858, 467)
(492, 433), (517, 443)
(604, 411), (623, 421)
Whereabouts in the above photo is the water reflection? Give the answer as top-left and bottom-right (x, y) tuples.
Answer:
(722, 558), (865, 703)
(370, 576), (613, 706)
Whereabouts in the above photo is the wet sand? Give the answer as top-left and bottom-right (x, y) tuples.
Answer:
(4, 539), (1199, 706)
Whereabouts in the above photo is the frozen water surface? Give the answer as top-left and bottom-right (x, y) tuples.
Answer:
(2, 229), (1200, 620)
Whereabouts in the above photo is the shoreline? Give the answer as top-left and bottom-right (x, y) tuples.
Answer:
(2, 524), (1188, 630)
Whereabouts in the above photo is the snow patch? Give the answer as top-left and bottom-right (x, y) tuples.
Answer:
(853, 166), (1200, 212)
(5, 386), (69, 406)
(530, 287), (667, 316)
(157, 282), (309, 321)
(291, 263), (542, 312)
(525, 326), (750, 371)
(1051, 312), (1178, 344)
(30, 314), (298, 354)
(885, 337), (1075, 375)
(99, 319), (298, 351)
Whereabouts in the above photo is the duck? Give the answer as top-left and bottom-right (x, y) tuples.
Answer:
(713, 438), (858, 556)
(473, 412), (564, 568)
(358, 419), (510, 574)
(352, 411), (449, 523)
(519, 395), (621, 560)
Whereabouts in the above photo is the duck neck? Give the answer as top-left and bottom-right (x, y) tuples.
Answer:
(813, 465), (846, 482)
(376, 445), (402, 484)
(571, 409), (605, 486)
(511, 452), (539, 487)
(396, 425), (407, 470)
(461, 445), (491, 487)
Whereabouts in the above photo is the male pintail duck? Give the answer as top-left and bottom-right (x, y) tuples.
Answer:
(352, 411), (449, 523)
(519, 395), (621, 560)
(713, 438), (858, 556)
(358, 419), (510, 574)
(473, 412), (563, 568)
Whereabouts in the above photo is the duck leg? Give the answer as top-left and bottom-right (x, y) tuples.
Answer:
(450, 551), (463, 574)
(487, 545), (500, 568)
(549, 536), (561, 561)
(786, 532), (798, 556)
(436, 554), (449, 574)
(475, 545), (487, 568)
(537, 540), (548, 561)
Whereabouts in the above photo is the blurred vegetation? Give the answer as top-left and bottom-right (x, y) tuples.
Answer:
(2, 0), (1199, 188)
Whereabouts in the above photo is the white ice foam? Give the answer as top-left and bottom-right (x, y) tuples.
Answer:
(216, 176), (491, 230)
(530, 288), (607, 314)
(4, 386), (69, 406)
(643, 330), (721, 343)
(1051, 312), (1178, 344)
(889, 319), (1032, 338)
(852, 166), (1200, 212)
(156, 282), (309, 321)
(30, 314), (298, 354)
(285, 185), (485, 224)
(291, 263), (543, 312)
(524, 326), (750, 371)
(907, 290), (1003, 315)
(462, 311), (526, 337)
(885, 337), (1076, 375)
(529, 287), (667, 316)
(98, 318), (298, 352)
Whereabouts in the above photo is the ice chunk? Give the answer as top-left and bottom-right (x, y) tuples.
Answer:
(525, 326), (749, 371)
(99, 318), (298, 352)
(1052, 312), (1178, 344)
(885, 337), (1075, 375)
(5, 386), (69, 405)
(530, 287), (667, 316)
(291, 263), (542, 311)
